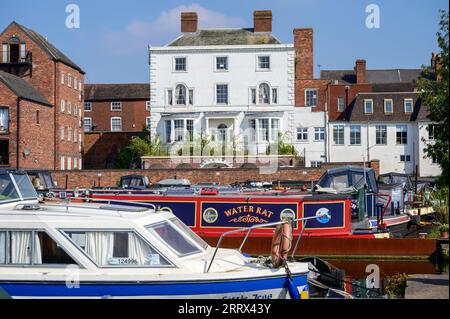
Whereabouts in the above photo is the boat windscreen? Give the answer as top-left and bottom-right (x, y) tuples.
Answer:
(13, 174), (38, 199)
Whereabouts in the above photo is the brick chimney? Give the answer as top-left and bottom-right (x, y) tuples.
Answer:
(181, 12), (198, 33)
(431, 52), (442, 81)
(293, 28), (314, 79)
(355, 59), (367, 84)
(253, 10), (272, 33)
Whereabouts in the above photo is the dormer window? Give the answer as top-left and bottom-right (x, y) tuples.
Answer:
(364, 99), (373, 114)
(404, 98), (413, 113)
(384, 99), (393, 114)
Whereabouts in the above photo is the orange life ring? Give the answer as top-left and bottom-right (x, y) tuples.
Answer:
(271, 223), (293, 268)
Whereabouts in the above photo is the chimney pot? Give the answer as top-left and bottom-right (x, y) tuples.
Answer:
(181, 12), (198, 33)
(253, 10), (272, 33)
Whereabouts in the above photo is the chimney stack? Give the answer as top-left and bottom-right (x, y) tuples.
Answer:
(253, 10), (272, 33)
(293, 28), (314, 79)
(181, 12), (198, 33)
(355, 59), (367, 84)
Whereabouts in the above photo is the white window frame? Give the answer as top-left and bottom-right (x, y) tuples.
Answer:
(61, 72), (65, 85)
(60, 127), (65, 140)
(314, 127), (325, 141)
(337, 97), (345, 112)
(84, 102), (92, 112)
(215, 56), (229, 72)
(84, 117), (92, 132)
(67, 157), (72, 170)
(67, 74), (72, 88)
(60, 156), (65, 170)
(349, 125), (361, 145)
(67, 127), (72, 142)
(67, 101), (72, 114)
(404, 98), (413, 113)
(396, 125), (408, 145)
(61, 100), (65, 112)
(305, 89), (318, 107)
(215, 84), (229, 105)
(296, 128), (309, 142)
(111, 102), (122, 111)
(333, 125), (345, 145)
(384, 99), (394, 114)
(146, 117), (151, 130)
(173, 57), (187, 72)
(375, 125), (387, 145)
(364, 99), (373, 114)
(146, 101), (151, 111)
(111, 117), (122, 132)
(256, 55), (271, 71)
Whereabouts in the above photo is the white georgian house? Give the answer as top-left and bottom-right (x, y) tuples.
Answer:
(148, 25), (297, 157)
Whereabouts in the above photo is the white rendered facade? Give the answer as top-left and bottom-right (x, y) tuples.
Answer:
(327, 121), (440, 176)
(148, 44), (301, 157)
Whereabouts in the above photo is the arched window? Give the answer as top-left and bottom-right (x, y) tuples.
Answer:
(258, 83), (270, 104)
(175, 84), (187, 105)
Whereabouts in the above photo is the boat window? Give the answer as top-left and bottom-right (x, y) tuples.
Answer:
(13, 174), (38, 199)
(329, 174), (350, 190)
(62, 231), (171, 267)
(0, 174), (20, 202)
(170, 218), (208, 250)
(0, 230), (77, 266)
(147, 219), (205, 257)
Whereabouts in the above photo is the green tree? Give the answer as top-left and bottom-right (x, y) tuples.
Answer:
(116, 134), (167, 169)
(417, 9), (449, 185)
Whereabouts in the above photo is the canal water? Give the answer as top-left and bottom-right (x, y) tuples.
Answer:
(309, 259), (449, 298)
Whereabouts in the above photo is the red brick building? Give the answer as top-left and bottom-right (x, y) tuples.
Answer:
(0, 71), (54, 169)
(83, 84), (150, 132)
(0, 21), (85, 170)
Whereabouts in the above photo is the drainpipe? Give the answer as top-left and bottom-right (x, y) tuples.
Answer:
(324, 86), (329, 162)
(16, 97), (21, 169)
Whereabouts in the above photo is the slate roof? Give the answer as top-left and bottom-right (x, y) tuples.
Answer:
(320, 69), (424, 85)
(168, 29), (281, 46)
(84, 84), (150, 101)
(2, 21), (85, 74)
(0, 70), (51, 106)
(342, 92), (430, 123)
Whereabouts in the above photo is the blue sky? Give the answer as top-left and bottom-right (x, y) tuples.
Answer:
(1, 0), (447, 83)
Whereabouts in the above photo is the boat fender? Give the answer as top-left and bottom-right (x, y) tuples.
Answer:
(271, 223), (293, 268)
(286, 276), (300, 299)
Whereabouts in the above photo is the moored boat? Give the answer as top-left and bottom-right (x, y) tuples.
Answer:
(0, 170), (311, 299)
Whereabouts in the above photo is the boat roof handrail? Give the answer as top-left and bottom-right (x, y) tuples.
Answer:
(206, 214), (327, 273)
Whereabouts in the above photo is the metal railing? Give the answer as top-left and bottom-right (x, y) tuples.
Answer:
(206, 213), (328, 273)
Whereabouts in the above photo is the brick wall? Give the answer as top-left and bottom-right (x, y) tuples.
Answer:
(327, 83), (373, 121)
(141, 155), (298, 169)
(52, 160), (380, 189)
(85, 99), (149, 132)
(295, 79), (329, 111)
(0, 81), (54, 169)
(56, 62), (84, 170)
(83, 131), (147, 169)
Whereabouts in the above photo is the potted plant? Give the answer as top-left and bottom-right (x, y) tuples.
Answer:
(439, 224), (449, 238)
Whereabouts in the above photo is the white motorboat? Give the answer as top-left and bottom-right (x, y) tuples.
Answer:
(0, 170), (310, 299)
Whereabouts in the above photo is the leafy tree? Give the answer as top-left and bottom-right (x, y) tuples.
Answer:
(417, 9), (449, 185)
(116, 134), (167, 169)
